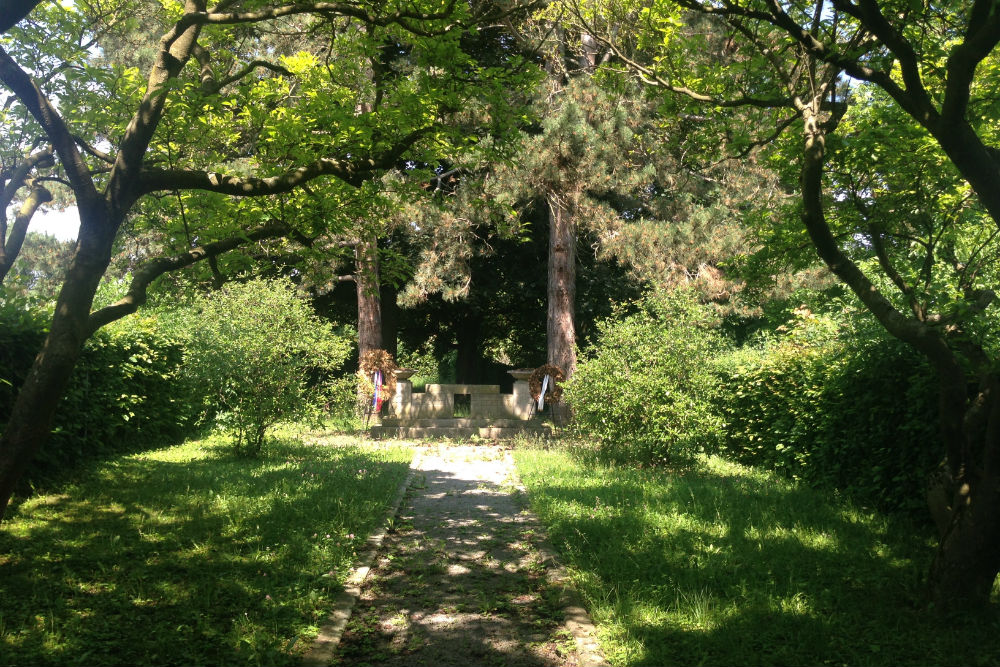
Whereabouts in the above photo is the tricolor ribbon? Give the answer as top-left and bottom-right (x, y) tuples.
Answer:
(538, 373), (550, 411)
(372, 370), (384, 412)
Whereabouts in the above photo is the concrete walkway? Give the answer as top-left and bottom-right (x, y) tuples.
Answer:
(310, 442), (606, 667)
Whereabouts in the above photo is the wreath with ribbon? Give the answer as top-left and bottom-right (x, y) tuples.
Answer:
(358, 349), (397, 416)
(528, 364), (565, 405)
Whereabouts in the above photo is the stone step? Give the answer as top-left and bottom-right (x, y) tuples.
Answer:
(419, 383), (501, 395)
(379, 418), (530, 429)
(370, 424), (551, 440)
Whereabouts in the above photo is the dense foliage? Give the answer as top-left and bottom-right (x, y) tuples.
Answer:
(713, 308), (941, 514)
(162, 278), (353, 455)
(566, 290), (726, 464)
(1, 295), (200, 487)
(566, 291), (942, 514)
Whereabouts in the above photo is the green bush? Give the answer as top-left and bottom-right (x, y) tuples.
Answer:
(0, 292), (50, 420)
(164, 277), (353, 455)
(323, 373), (365, 431)
(712, 307), (941, 513)
(567, 289), (727, 464)
(1, 294), (201, 487)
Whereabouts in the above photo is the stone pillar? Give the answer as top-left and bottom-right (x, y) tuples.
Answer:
(508, 380), (535, 420)
(391, 380), (412, 419)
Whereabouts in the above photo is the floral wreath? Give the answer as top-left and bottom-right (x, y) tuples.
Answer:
(528, 364), (565, 404)
(358, 348), (398, 397)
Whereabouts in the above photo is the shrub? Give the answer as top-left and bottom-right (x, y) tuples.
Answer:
(166, 277), (353, 455)
(1, 292), (199, 487)
(0, 291), (49, 421)
(567, 289), (727, 464)
(323, 373), (365, 431)
(711, 307), (940, 513)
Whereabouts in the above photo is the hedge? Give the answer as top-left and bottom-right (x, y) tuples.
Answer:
(566, 295), (942, 514)
(711, 310), (941, 514)
(1, 303), (204, 488)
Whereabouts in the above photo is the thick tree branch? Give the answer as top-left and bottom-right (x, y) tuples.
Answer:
(137, 126), (430, 196)
(1, 146), (53, 210)
(86, 221), (290, 334)
(0, 0), (42, 33)
(177, 0), (459, 32)
(0, 183), (52, 283)
(107, 0), (205, 216)
(0, 46), (99, 208)
(942, 1), (1000, 122)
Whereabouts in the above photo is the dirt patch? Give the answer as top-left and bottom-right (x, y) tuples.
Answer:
(332, 442), (596, 667)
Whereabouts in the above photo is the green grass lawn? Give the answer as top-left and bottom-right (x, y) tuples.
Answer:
(514, 444), (1000, 667)
(0, 431), (411, 666)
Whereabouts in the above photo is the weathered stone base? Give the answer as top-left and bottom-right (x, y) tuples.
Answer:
(371, 417), (551, 440)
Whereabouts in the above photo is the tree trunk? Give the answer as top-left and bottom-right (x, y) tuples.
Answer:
(927, 380), (1000, 608)
(929, 489), (1000, 607)
(795, 91), (1000, 609)
(355, 234), (383, 358)
(547, 193), (577, 379)
(0, 208), (115, 518)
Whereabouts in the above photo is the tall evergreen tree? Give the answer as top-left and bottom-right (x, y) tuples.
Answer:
(0, 0), (537, 516)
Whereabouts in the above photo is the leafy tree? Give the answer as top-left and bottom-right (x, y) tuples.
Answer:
(3, 230), (73, 301)
(0, 0), (538, 516)
(562, 0), (1000, 607)
(164, 277), (351, 455)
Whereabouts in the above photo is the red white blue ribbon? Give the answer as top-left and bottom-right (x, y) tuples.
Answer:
(538, 374), (550, 411)
(372, 370), (384, 412)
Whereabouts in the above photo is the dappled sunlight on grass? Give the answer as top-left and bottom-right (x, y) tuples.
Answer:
(515, 446), (1000, 666)
(0, 432), (412, 666)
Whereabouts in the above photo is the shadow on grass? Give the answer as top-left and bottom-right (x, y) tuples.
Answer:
(0, 437), (411, 667)
(516, 450), (1000, 666)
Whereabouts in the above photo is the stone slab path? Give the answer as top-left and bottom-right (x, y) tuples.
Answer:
(328, 442), (606, 667)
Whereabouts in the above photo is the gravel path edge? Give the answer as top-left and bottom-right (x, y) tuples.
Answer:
(302, 443), (609, 667)
(300, 450), (424, 666)
(505, 450), (609, 667)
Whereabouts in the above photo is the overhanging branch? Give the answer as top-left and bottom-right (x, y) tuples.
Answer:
(86, 221), (291, 334)
(137, 126), (431, 196)
(0, 0), (42, 33)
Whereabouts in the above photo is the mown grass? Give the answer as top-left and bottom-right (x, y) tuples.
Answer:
(0, 431), (411, 666)
(514, 444), (1000, 666)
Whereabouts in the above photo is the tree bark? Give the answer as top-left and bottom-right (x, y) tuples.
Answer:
(355, 234), (383, 358)
(546, 193), (577, 379)
(925, 374), (1000, 607)
(0, 205), (117, 518)
(796, 91), (1000, 608)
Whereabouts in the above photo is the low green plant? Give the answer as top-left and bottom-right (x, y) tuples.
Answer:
(322, 373), (366, 432)
(514, 445), (1000, 666)
(711, 306), (940, 513)
(567, 289), (727, 465)
(0, 432), (412, 666)
(162, 277), (353, 455)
